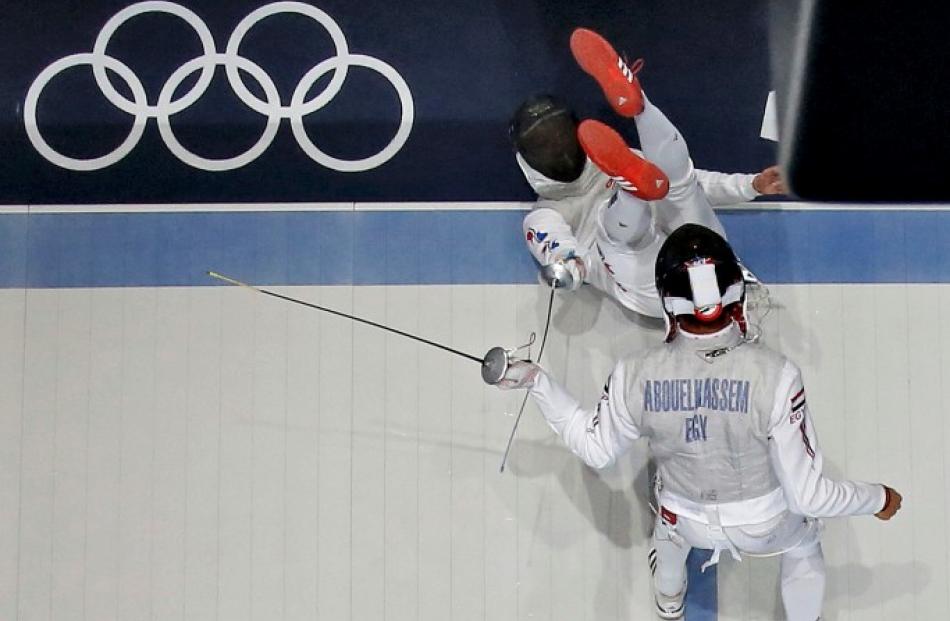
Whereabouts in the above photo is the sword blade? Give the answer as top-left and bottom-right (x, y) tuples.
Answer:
(208, 271), (484, 364)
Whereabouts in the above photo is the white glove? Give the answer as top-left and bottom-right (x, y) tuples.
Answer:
(562, 257), (586, 290)
(496, 361), (541, 390)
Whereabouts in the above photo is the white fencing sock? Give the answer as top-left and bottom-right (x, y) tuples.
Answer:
(633, 94), (693, 185)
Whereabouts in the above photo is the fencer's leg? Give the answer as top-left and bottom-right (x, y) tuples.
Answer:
(780, 539), (825, 621)
(652, 514), (691, 619)
(633, 94), (694, 184)
(601, 190), (656, 250)
(634, 94), (726, 237)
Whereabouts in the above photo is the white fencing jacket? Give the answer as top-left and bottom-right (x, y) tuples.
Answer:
(527, 323), (887, 526)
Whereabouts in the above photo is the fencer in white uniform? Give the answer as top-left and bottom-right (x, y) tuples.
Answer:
(498, 224), (903, 620)
(512, 28), (785, 318)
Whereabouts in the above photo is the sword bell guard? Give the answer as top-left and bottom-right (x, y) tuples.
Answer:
(540, 262), (575, 290)
(481, 346), (510, 385)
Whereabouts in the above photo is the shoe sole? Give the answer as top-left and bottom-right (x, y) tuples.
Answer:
(655, 601), (685, 620)
(577, 120), (669, 201)
(570, 28), (643, 117)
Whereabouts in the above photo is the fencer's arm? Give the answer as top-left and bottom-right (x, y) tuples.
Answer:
(694, 169), (759, 206)
(767, 362), (887, 518)
(527, 361), (641, 469)
(522, 206), (579, 266)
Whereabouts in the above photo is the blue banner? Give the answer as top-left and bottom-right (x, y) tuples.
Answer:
(1, 0), (774, 204)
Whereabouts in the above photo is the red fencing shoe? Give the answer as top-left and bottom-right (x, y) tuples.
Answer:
(570, 27), (645, 117)
(577, 119), (669, 201)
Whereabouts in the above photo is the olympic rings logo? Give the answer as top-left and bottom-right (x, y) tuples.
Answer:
(24, 1), (415, 172)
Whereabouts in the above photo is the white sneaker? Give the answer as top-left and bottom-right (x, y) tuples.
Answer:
(654, 585), (685, 620)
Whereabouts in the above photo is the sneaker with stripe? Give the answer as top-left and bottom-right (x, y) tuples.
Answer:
(576, 119), (669, 201)
(570, 27), (645, 117)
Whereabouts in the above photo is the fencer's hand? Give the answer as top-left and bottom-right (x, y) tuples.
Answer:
(752, 165), (787, 195)
(496, 361), (541, 390)
(563, 257), (586, 290)
(875, 485), (902, 520)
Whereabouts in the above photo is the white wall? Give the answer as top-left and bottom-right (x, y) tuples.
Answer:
(1, 283), (946, 620)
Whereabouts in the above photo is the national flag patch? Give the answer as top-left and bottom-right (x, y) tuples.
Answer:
(790, 386), (806, 411)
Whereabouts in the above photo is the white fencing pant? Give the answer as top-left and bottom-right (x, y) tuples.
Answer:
(585, 190), (667, 318)
(653, 509), (825, 621)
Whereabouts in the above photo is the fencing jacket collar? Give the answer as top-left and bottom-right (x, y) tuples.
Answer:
(674, 321), (744, 359)
(516, 153), (604, 201)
